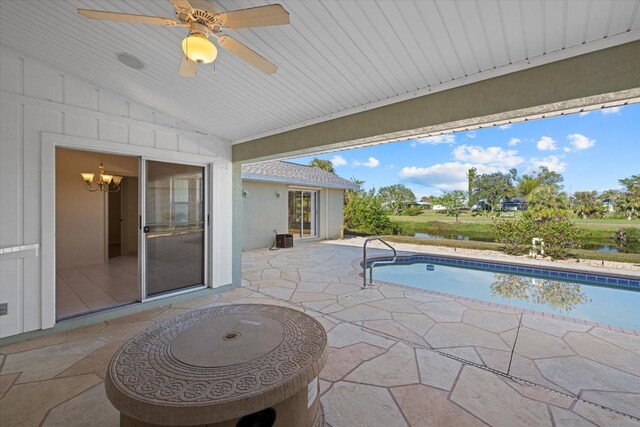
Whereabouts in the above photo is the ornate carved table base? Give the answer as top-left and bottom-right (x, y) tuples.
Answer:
(119, 399), (325, 427)
(106, 304), (328, 427)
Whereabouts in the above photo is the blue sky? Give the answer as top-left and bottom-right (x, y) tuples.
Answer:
(292, 104), (639, 199)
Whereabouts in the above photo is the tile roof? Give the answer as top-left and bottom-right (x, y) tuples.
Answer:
(242, 161), (359, 190)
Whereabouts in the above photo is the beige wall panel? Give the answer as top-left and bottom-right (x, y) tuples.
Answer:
(242, 181), (288, 250)
(326, 189), (345, 239)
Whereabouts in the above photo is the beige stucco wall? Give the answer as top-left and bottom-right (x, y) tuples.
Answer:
(324, 188), (345, 242)
(242, 180), (345, 250)
(242, 181), (288, 250)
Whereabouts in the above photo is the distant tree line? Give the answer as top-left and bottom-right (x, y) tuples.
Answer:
(313, 156), (639, 255)
(466, 167), (639, 220)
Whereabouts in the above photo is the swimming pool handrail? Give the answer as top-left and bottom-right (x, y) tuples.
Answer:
(363, 237), (397, 288)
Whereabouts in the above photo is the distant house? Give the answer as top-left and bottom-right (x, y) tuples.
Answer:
(602, 197), (615, 213)
(472, 199), (492, 211)
(502, 197), (527, 211)
(241, 161), (359, 250)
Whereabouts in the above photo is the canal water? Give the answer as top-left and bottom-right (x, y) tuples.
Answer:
(413, 233), (619, 253)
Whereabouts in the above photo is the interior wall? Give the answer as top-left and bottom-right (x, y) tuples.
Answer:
(55, 148), (136, 269)
(108, 189), (122, 254)
(0, 45), (233, 338)
(120, 177), (138, 255)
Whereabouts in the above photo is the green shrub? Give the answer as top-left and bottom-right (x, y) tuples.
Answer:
(614, 228), (640, 253)
(399, 205), (424, 216)
(492, 218), (532, 255)
(344, 189), (391, 234)
(536, 219), (584, 260)
(493, 216), (582, 259)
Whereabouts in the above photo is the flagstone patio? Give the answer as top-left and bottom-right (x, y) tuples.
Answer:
(1, 240), (639, 426)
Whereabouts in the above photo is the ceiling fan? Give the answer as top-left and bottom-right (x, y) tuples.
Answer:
(77, 0), (289, 77)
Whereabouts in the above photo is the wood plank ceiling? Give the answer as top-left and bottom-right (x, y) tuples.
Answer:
(1, 0), (639, 144)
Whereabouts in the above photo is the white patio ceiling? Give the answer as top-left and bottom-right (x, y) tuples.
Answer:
(1, 0), (639, 144)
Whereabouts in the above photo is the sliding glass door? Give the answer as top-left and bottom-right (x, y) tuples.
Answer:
(288, 189), (317, 238)
(143, 160), (206, 297)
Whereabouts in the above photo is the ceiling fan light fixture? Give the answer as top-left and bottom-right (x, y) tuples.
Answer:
(182, 33), (217, 64)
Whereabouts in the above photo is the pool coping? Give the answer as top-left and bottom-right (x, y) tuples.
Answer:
(360, 251), (640, 290)
(351, 252), (640, 335)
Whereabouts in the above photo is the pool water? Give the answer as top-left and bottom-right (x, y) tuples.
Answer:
(374, 262), (640, 330)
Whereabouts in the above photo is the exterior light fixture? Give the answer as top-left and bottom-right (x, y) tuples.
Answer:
(81, 163), (122, 192)
(182, 33), (217, 64)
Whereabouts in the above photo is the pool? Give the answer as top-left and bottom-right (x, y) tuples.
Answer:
(371, 257), (640, 330)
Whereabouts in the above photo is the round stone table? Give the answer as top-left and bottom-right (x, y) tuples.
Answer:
(105, 304), (328, 427)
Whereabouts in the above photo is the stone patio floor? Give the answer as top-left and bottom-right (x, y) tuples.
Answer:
(1, 240), (639, 426)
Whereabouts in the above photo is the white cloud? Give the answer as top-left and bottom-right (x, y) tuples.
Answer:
(411, 134), (456, 146)
(565, 133), (595, 152)
(499, 124), (512, 130)
(601, 106), (621, 115)
(364, 157), (380, 168)
(399, 162), (498, 192)
(507, 137), (521, 146)
(452, 145), (524, 168)
(579, 111), (590, 117)
(528, 155), (567, 173)
(466, 131), (476, 139)
(330, 155), (347, 167)
(353, 157), (380, 168)
(536, 136), (557, 151)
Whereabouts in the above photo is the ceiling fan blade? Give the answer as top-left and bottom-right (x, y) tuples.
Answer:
(170, 0), (193, 12)
(218, 36), (277, 75)
(179, 55), (198, 77)
(217, 4), (289, 29)
(77, 9), (182, 26)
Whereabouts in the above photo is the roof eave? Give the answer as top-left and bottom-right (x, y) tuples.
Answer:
(241, 173), (359, 190)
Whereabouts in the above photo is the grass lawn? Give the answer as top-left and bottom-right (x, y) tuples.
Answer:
(390, 212), (639, 242)
(378, 211), (640, 263)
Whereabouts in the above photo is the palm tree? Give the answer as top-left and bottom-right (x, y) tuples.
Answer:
(466, 167), (477, 207)
(309, 158), (335, 173)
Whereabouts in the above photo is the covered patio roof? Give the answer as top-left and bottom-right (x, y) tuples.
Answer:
(1, 0), (638, 155)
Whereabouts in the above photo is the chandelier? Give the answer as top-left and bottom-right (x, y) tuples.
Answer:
(81, 163), (122, 192)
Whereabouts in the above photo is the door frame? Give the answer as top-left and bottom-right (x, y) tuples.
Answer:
(287, 187), (319, 240)
(41, 133), (217, 329)
(139, 157), (210, 302)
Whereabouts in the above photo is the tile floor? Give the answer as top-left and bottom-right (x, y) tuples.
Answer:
(56, 255), (138, 319)
(2, 241), (639, 426)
